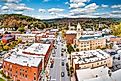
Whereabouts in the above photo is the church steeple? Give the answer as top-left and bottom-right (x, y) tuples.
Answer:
(68, 22), (71, 30)
(77, 23), (81, 30)
(76, 23), (82, 39)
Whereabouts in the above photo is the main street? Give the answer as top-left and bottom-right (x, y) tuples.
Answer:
(49, 33), (70, 81)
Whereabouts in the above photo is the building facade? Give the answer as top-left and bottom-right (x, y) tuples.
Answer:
(72, 50), (112, 72)
(15, 34), (36, 43)
(3, 43), (53, 81)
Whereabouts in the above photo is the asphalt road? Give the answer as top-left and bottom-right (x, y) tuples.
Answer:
(49, 34), (70, 81)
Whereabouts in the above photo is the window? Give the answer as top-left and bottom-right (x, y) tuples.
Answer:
(23, 74), (24, 77)
(25, 75), (27, 78)
(97, 63), (99, 65)
(16, 71), (17, 74)
(34, 73), (36, 75)
(34, 77), (36, 80)
(25, 71), (27, 73)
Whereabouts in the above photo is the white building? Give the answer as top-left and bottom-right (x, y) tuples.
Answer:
(76, 66), (121, 81)
(15, 34), (36, 43)
(72, 49), (112, 71)
(76, 66), (111, 81)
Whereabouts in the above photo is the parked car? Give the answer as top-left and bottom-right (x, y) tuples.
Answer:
(61, 53), (63, 56)
(50, 63), (53, 68)
(61, 72), (65, 77)
(62, 62), (64, 66)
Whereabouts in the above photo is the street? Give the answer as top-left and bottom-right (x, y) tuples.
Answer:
(49, 33), (70, 81)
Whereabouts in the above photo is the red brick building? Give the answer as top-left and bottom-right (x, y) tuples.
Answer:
(3, 43), (53, 81)
(65, 30), (77, 44)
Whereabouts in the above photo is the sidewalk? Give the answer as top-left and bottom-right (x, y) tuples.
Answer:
(71, 73), (76, 81)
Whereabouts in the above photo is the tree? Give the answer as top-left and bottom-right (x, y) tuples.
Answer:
(17, 38), (22, 43)
(3, 45), (9, 51)
(66, 44), (75, 54)
(111, 23), (121, 36)
(61, 29), (66, 39)
(18, 26), (25, 33)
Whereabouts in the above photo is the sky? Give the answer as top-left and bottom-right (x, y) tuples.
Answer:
(0, 0), (121, 19)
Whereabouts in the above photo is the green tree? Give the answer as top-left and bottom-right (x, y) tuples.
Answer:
(18, 26), (25, 33)
(66, 44), (75, 54)
(111, 23), (121, 36)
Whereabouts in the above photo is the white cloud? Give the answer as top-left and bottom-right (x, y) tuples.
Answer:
(85, 3), (99, 10)
(70, 0), (90, 3)
(4, 3), (34, 11)
(65, 2), (69, 5)
(1, 5), (9, 10)
(43, 0), (49, 2)
(109, 14), (121, 18)
(111, 11), (121, 14)
(101, 4), (108, 8)
(38, 9), (46, 13)
(1, 0), (21, 3)
(69, 2), (85, 9)
(111, 4), (121, 9)
(48, 8), (64, 15)
(69, 3), (99, 16)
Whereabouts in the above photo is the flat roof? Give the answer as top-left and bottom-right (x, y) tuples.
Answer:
(50, 29), (58, 32)
(76, 66), (109, 81)
(4, 52), (42, 67)
(23, 43), (50, 55)
(15, 34), (36, 36)
(72, 49), (110, 64)
(66, 30), (77, 34)
(79, 34), (103, 40)
(84, 68), (121, 81)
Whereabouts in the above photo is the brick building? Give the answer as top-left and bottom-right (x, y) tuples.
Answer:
(3, 43), (53, 81)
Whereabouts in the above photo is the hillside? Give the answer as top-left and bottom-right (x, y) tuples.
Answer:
(0, 14), (49, 30)
(45, 18), (121, 30)
(0, 14), (121, 31)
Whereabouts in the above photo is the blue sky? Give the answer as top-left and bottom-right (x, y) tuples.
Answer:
(0, 0), (121, 19)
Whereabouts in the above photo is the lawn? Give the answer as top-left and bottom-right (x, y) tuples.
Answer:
(0, 78), (5, 81)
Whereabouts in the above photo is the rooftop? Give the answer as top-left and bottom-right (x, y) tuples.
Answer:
(4, 52), (42, 67)
(72, 49), (111, 64)
(23, 43), (50, 55)
(50, 29), (58, 32)
(15, 34), (36, 36)
(76, 66), (110, 81)
(84, 68), (121, 81)
(66, 30), (77, 34)
(79, 34), (102, 40)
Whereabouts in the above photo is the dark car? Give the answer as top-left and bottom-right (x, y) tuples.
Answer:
(50, 64), (53, 68)
(62, 62), (64, 66)
(61, 72), (65, 77)
(61, 53), (63, 56)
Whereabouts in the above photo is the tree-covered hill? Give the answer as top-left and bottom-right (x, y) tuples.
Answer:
(0, 14), (49, 30)
(44, 18), (121, 30)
